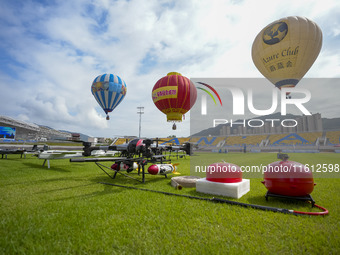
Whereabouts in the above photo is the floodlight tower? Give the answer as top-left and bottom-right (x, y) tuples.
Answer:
(137, 106), (144, 138)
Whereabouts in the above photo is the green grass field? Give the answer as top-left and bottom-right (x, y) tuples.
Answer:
(0, 152), (339, 254)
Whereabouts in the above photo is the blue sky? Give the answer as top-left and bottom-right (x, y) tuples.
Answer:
(0, 0), (339, 138)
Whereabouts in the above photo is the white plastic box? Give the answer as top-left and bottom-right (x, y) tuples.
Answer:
(196, 178), (250, 199)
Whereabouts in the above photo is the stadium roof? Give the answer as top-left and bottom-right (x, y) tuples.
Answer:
(0, 115), (40, 131)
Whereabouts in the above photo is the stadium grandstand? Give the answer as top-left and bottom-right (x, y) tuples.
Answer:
(0, 115), (40, 141)
(325, 130), (340, 145)
(112, 137), (130, 145)
(158, 137), (190, 145)
(37, 126), (72, 141)
(0, 115), (71, 142)
(192, 132), (340, 152)
(224, 135), (267, 146)
(267, 132), (322, 146)
(108, 130), (339, 153)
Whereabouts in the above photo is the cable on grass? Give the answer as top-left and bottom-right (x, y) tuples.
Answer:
(99, 182), (329, 216)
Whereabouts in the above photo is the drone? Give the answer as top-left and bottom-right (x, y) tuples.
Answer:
(81, 138), (191, 158)
(0, 148), (27, 159)
(0, 144), (47, 159)
(70, 138), (192, 183)
(31, 143), (117, 169)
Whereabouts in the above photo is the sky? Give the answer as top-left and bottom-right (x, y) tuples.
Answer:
(0, 0), (339, 138)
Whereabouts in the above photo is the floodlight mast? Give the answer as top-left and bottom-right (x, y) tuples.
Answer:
(137, 106), (144, 138)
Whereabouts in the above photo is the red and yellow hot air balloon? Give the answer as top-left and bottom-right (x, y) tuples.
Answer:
(152, 72), (197, 130)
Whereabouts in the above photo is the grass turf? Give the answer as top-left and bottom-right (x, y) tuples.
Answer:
(0, 153), (339, 254)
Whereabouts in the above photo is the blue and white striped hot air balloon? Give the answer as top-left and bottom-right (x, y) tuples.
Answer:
(91, 74), (127, 120)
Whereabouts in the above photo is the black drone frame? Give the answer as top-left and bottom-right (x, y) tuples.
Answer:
(70, 154), (171, 183)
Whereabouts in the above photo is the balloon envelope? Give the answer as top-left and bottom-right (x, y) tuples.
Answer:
(152, 72), (197, 122)
(91, 74), (127, 119)
(252, 16), (322, 90)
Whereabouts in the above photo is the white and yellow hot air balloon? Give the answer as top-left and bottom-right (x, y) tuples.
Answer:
(252, 16), (322, 98)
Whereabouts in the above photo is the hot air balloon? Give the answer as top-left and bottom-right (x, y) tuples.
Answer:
(252, 16), (322, 98)
(91, 74), (127, 120)
(152, 72), (197, 130)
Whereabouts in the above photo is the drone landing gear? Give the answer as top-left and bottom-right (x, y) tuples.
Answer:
(71, 156), (172, 183)
(95, 160), (147, 183)
(42, 159), (51, 169)
(95, 157), (171, 183)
